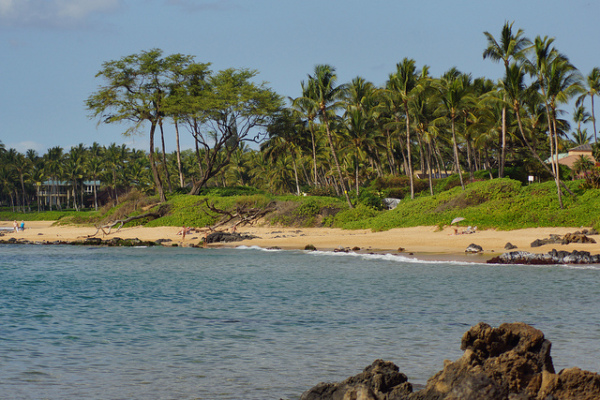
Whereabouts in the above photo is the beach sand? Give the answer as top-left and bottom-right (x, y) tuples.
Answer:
(2, 220), (599, 261)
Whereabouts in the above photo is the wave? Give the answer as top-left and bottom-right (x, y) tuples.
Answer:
(307, 249), (486, 265)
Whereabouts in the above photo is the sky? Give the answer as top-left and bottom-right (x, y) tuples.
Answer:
(1, 0), (599, 156)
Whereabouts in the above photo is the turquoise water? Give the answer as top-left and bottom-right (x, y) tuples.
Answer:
(1, 244), (599, 399)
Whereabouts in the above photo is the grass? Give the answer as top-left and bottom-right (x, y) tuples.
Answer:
(2, 178), (599, 232)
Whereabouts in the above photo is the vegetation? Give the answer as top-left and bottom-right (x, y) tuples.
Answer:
(1, 22), (600, 229)
(2, 179), (599, 234)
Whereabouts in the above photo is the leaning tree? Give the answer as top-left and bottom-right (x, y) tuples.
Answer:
(86, 49), (195, 202)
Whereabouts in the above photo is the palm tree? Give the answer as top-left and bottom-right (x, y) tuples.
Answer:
(343, 76), (377, 195)
(104, 143), (123, 203)
(387, 59), (421, 198)
(577, 67), (600, 143)
(435, 68), (475, 190)
(572, 154), (594, 177)
(483, 21), (531, 178)
(44, 146), (65, 210)
(262, 110), (309, 195)
(572, 128), (592, 146)
(291, 91), (320, 188)
(573, 105), (592, 144)
(502, 62), (574, 208)
(303, 65), (353, 208)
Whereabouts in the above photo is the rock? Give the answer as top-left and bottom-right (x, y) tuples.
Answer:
(504, 242), (517, 250)
(334, 247), (350, 253)
(300, 359), (411, 400)
(299, 323), (600, 400)
(305, 244), (317, 251)
(383, 198), (402, 210)
(488, 249), (600, 265)
(83, 237), (103, 245)
(465, 243), (483, 253)
(205, 231), (258, 243)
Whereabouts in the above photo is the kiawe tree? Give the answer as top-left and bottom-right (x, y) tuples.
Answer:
(182, 67), (283, 195)
(86, 49), (195, 202)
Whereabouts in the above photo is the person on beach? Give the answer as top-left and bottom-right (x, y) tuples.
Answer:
(20, 221), (25, 231)
(13, 220), (17, 233)
(181, 226), (186, 242)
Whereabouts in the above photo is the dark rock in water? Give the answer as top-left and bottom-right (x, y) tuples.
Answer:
(465, 243), (483, 253)
(205, 231), (258, 243)
(334, 247), (350, 253)
(488, 249), (600, 265)
(300, 359), (411, 400)
(299, 323), (600, 400)
(504, 242), (517, 250)
(304, 244), (317, 251)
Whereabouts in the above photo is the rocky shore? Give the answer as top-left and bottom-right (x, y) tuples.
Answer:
(299, 322), (600, 400)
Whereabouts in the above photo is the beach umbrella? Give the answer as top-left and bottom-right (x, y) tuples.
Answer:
(451, 217), (465, 225)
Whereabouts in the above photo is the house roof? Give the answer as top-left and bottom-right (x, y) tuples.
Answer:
(569, 143), (593, 152)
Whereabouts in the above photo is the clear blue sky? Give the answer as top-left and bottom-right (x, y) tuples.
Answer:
(1, 0), (598, 155)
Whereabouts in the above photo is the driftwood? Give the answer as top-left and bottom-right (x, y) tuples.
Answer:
(203, 200), (275, 230)
(86, 211), (163, 238)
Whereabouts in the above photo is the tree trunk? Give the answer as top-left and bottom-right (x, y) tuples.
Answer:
(451, 116), (465, 190)
(149, 122), (166, 202)
(159, 121), (173, 193)
(513, 104), (567, 208)
(499, 105), (506, 178)
(175, 121), (185, 188)
(309, 123), (319, 187)
(292, 156), (301, 196)
(404, 111), (415, 199)
(323, 112), (353, 208)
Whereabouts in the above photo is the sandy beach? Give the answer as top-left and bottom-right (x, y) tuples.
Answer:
(2, 220), (599, 261)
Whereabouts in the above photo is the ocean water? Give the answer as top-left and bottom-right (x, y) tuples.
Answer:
(1, 245), (599, 400)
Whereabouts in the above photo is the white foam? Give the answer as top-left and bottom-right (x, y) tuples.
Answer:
(306, 249), (486, 265)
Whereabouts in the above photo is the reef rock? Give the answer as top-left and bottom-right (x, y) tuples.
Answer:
(299, 322), (600, 400)
(487, 249), (600, 265)
(300, 359), (412, 400)
(205, 231), (258, 243)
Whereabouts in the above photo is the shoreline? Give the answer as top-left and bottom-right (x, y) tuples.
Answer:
(2, 221), (599, 262)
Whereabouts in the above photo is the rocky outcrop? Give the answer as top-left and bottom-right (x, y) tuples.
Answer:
(204, 231), (258, 243)
(299, 322), (600, 400)
(487, 249), (600, 264)
(531, 231), (597, 248)
(0, 236), (159, 247)
(300, 359), (412, 400)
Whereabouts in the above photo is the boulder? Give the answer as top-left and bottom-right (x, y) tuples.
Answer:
(205, 231), (258, 243)
(504, 242), (518, 250)
(299, 323), (600, 400)
(465, 243), (483, 253)
(300, 359), (412, 400)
